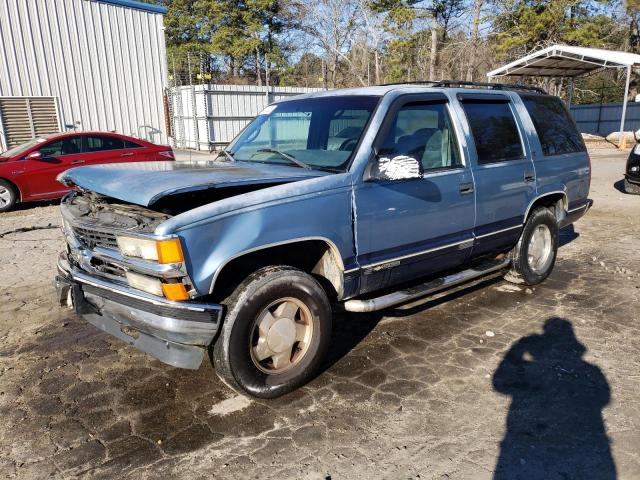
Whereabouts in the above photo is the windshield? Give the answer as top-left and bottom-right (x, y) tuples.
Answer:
(0, 136), (50, 158)
(227, 95), (380, 172)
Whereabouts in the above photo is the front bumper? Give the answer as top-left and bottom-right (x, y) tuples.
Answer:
(55, 253), (223, 369)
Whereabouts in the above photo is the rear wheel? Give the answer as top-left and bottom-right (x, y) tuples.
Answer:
(624, 178), (640, 195)
(505, 207), (558, 286)
(0, 180), (18, 213)
(212, 266), (332, 398)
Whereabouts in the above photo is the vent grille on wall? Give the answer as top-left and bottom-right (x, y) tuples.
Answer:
(0, 97), (61, 151)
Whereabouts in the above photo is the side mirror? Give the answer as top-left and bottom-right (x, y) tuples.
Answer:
(366, 153), (422, 181)
(26, 151), (43, 160)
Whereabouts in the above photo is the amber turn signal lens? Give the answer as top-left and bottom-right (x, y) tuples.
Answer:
(161, 282), (190, 301)
(156, 238), (184, 264)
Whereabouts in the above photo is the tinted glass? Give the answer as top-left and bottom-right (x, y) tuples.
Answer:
(124, 139), (143, 148)
(85, 136), (125, 152)
(521, 95), (585, 156)
(38, 137), (82, 157)
(228, 96), (379, 172)
(462, 101), (524, 164)
(380, 102), (461, 171)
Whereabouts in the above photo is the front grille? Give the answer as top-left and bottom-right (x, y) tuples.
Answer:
(72, 226), (119, 250)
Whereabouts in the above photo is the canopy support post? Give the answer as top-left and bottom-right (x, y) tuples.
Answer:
(619, 65), (632, 149)
(567, 77), (574, 108)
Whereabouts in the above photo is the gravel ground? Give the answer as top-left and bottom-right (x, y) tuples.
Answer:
(0, 149), (639, 479)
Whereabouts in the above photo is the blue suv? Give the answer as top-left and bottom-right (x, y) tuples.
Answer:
(55, 81), (592, 398)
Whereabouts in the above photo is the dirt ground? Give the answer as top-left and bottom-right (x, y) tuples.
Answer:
(1, 149), (639, 479)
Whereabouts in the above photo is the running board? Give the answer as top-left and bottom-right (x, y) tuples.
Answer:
(343, 257), (511, 313)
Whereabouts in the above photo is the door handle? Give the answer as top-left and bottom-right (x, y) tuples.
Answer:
(120, 152), (134, 157)
(71, 160), (85, 165)
(524, 172), (536, 183)
(459, 182), (474, 194)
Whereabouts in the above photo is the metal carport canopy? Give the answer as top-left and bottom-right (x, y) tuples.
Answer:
(487, 45), (640, 145)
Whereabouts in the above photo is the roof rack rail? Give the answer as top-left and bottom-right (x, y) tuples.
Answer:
(380, 79), (547, 94)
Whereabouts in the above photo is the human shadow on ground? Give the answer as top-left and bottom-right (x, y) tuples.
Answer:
(492, 317), (616, 480)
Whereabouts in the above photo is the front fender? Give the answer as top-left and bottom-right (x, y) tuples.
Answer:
(163, 184), (356, 296)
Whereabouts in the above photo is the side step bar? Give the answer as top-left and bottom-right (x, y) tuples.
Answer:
(343, 257), (511, 313)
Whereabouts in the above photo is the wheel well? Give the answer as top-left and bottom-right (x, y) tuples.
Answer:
(0, 178), (21, 201)
(211, 240), (344, 302)
(526, 193), (567, 223)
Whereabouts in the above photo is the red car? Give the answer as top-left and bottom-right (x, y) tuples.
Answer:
(0, 132), (174, 212)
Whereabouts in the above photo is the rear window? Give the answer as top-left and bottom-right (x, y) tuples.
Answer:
(520, 95), (585, 156)
(461, 101), (524, 164)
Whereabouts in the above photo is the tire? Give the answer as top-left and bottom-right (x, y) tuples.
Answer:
(0, 180), (18, 213)
(505, 207), (558, 286)
(624, 178), (640, 195)
(212, 266), (332, 399)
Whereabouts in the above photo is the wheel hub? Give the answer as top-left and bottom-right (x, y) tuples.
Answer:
(0, 187), (11, 207)
(250, 297), (313, 374)
(527, 224), (553, 274)
(266, 317), (297, 353)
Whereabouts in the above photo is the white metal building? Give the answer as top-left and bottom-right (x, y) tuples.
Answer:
(0, 0), (169, 151)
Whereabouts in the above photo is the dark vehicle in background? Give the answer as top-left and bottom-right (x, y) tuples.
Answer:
(625, 144), (640, 194)
(0, 132), (174, 212)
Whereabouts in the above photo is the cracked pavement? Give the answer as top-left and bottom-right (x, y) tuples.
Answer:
(0, 149), (639, 479)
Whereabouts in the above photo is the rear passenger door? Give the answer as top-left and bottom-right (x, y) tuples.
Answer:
(457, 93), (537, 256)
(82, 135), (137, 165)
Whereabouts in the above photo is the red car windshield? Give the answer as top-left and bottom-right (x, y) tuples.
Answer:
(0, 136), (54, 158)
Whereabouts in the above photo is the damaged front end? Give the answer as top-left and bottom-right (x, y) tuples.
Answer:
(56, 190), (223, 369)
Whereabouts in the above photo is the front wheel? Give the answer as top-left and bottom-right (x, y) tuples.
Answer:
(212, 266), (332, 398)
(0, 180), (18, 213)
(505, 207), (559, 286)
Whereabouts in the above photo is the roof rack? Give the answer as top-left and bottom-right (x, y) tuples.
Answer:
(380, 79), (547, 94)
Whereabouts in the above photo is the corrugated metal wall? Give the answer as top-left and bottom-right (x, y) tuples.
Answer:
(0, 0), (169, 149)
(169, 84), (325, 150)
(570, 102), (640, 137)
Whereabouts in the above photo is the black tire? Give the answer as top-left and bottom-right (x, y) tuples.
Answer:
(0, 180), (18, 213)
(505, 207), (558, 286)
(624, 178), (640, 195)
(212, 266), (332, 398)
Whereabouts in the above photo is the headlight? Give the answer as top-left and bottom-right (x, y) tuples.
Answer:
(116, 236), (184, 264)
(633, 143), (640, 155)
(125, 271), (163, 296)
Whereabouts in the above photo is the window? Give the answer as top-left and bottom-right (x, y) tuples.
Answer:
(379, 102), (461, 171)
(229, 96), (379, 171)
(521, 95), (585, 156)
(124, 139), (143, 149)
(38, 137), (82, 157)
(84, 135), (125, 152)
(462, 101), (524, 164)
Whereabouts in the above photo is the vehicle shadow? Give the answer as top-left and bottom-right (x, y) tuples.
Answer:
(613, 179), (626, 193)
(559, 223), (579, 247)
(323, 275), (503, 371)
(7, 198), (60, 213)
(492, 317), (616, 480)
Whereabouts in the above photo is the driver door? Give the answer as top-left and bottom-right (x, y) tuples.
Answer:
(19, 136), (84, 199)
(353, 94), (476, 294)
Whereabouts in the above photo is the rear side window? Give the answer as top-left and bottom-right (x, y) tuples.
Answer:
(84, 135), (125, 152)
(521, 95), (585, 156)
(461, 101), (524, 164)
(124, 139), (143, 148)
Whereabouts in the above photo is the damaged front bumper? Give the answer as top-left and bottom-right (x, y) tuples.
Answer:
(55, 253), (223, 369)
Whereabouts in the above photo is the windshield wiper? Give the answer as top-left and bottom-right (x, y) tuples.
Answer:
(219, 150), (235, 162)
(255, 148), (313, 170)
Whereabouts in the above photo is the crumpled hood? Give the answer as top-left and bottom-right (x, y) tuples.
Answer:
(60, 160), (328, 206)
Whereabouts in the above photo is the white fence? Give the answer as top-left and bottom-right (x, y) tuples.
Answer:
(168, 84), (324, 151)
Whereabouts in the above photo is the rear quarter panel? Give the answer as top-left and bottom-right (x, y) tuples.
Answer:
(511, 95), (590, 211)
